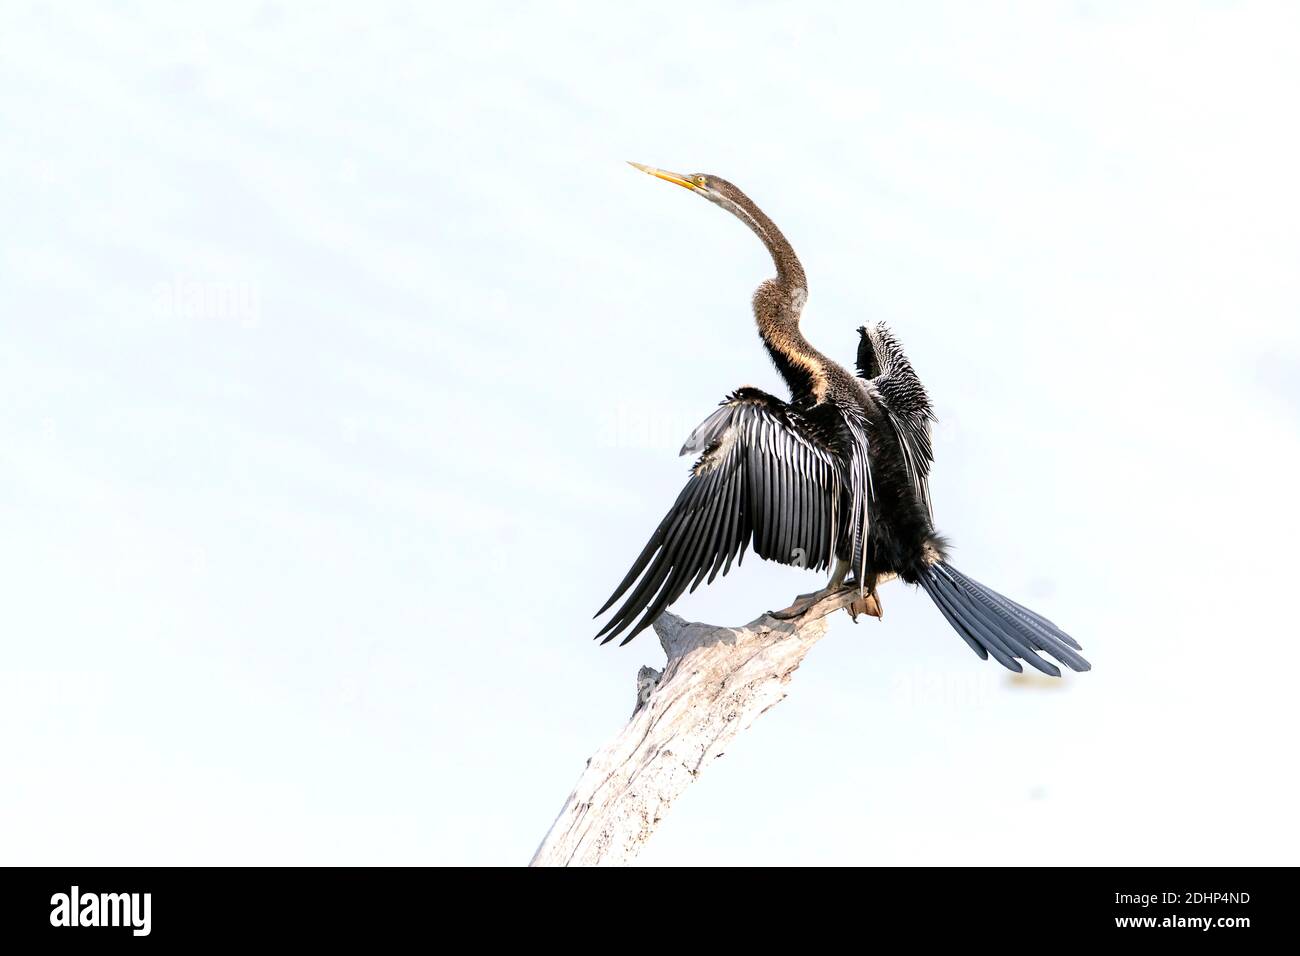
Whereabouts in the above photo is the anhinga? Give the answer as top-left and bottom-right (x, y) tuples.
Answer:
(595, 163), (1090, 677)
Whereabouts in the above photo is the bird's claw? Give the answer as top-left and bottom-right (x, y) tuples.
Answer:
(846, 591), (883, 622)
(769, 582), (862, 620)
(770, 570), (885, 622)
(768, 590), (827, 620)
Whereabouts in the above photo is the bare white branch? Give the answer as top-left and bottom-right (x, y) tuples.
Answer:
(529, 579), (893, 867)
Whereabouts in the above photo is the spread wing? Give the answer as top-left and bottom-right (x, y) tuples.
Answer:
(855, 322), (937, 520)
(594, 387), (846, 645)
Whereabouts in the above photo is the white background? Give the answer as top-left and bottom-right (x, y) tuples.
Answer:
(3, 1), (1298, 865)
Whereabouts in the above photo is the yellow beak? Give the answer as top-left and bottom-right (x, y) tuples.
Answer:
(627, 161), (696, 191)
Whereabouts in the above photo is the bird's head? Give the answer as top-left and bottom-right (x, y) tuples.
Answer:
(627, 161), (805, 290)
(627, 162), (745, 211)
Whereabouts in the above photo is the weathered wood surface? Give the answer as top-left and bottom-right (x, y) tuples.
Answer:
(529, 580), (892, 867)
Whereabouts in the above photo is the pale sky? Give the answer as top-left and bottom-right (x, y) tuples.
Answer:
(2, 1), (1298, 865)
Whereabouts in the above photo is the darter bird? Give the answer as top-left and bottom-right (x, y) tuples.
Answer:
(594, 163), (1090, 677)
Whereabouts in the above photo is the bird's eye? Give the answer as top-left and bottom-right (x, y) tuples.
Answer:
(695, 176), (707, 186)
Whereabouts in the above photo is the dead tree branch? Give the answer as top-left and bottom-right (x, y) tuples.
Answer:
(529, 579), (893, 867)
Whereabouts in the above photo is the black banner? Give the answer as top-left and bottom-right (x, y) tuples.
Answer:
(0, 866), (1284, 943)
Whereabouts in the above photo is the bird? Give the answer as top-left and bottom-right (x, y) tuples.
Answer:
(594, 162), (1090, 677)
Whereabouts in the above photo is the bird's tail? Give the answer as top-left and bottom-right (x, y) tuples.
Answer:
(917, 562), (1091, 677)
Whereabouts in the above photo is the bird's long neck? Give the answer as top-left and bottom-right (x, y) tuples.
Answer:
(729, 195), (827, 405)
(732, 195), (806, 292)
(753, 283), (827, 406)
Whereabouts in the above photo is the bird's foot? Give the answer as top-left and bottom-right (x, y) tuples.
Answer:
(837, 572), (883, 622)
(846, 590), (883, 622)
(769, 582), (861, 620)
(768, 588), (837, 620)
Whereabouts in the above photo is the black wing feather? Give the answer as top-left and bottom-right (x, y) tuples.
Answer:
(856, 322), (937, 519)
(595, 387), (844, 645)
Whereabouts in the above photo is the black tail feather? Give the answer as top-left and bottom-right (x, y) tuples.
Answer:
(919, 563), (1091, 676)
